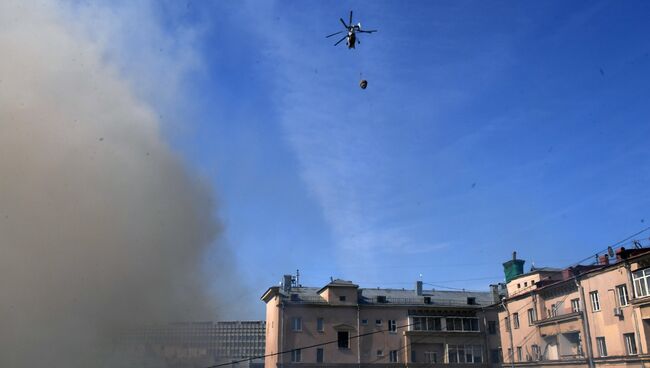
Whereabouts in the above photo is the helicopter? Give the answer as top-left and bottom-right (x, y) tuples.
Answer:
(326, 11), (377, 49)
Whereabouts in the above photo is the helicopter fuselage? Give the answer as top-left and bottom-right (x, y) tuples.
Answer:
(347, 31), (356, 49)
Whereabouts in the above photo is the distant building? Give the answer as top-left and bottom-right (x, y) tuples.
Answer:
(261, 275), (502, 367)
(495, 247), (650, 366)
(121, 320), (265, 367)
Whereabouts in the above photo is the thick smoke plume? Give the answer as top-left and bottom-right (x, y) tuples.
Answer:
(0, 1), (234, 367)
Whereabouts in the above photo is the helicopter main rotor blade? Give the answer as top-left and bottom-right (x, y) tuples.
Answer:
(349, 11), (353, 27)
(339, 18), (348, 28)
(326, 30), (344, 38)
(334, 35), (347, 46)
(358, 30), (377, 33)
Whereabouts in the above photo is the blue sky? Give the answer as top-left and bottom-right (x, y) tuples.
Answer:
(91, 1), (650, 318)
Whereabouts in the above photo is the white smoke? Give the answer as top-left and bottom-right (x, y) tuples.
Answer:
(0, 1), (235, 366)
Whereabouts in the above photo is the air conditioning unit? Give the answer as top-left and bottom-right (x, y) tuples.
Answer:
(613, 307), (623, 317)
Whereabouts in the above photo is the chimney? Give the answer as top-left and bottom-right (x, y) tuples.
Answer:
(415, 281), (423, 296)
(502, 251), (525, 283)
(598, 254), (609, 265)
(282, 275), (293, 292)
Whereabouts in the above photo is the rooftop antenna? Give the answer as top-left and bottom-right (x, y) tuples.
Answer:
(634, 240), (642, 249)
(296, 269), (300, 286)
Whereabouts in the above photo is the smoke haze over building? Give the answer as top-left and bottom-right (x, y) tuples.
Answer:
(0, 1), (238, 366)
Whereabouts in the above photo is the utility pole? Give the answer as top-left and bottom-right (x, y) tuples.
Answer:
(502, 298), (515, 368)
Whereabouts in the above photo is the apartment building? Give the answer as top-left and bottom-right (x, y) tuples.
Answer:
(497, 247), (650, 367)
(261, 276), (502, 368)
(120, 320), (265, 366)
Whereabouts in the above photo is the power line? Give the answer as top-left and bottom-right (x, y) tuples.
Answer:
(204, 321), (416, 368)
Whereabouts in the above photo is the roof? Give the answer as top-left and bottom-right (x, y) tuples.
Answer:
(317, 279), (359, 294)
(262, 285), (493, 307)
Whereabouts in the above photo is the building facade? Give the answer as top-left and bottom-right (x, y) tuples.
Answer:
(262, 277), (502, 368)
(120, 320), (265, 366)
(496, 247), (650, 367)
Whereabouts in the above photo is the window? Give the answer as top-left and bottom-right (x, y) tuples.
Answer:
(507, 348), (513, 362)
(516, 346), (522, 361)
(617, 285), (629, 306)
(488, 320), (497, 334)
(412, 316), (442, 331)
(624, 333), (637, 355)
(376, 350), (383, 357)
(337, 331), (349, 349)
(317, 318), (324, 332)
(424, 352), (437, 363)
(532, 280), (536, 285)
(448, 345), (482, 363)
(596, 337), (607, 357)
(291, 349), (301, 362)
(410, 350), (416, 362)
(467, 297), (476, 305)
(316, 348), (324, 363)
(361, 319), (368, 325)
(339, 295), (346, 302)
(389, 350), (398, 363)
(446, 317), (478, 331)
(292, 317), (302, 331)
(571, 298), (580, 312)
(504, 316), (511, 332)
(633, 268), (650, 298)
(388, 319), (396, 333)
(517, 283), (521, 288)
(513, 313), (520, 329)
(531, 344), (540, 360)
(590, 291), (600, 311)
(375, 319), (382, 326)
(527, 308), (537, 325)
(524, 281), (528, 287)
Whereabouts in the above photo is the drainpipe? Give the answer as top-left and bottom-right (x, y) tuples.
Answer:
(625, 262), (644, 355)
(357, 305), (361, 368)
(501, 298), (515, 368)
(576, 277), (595, 368)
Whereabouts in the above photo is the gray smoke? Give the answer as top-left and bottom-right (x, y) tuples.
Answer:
(0, 1), (236, 367)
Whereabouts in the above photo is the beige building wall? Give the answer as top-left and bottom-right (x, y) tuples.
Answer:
(263, 279), (499, 367)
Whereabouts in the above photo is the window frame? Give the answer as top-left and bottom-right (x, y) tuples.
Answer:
(388, 319), (397, 333)
(624, 333), (638, 355)
(513, 313), (520, 329)
(527, 308), (537, 325)
(337, 331), (350, 349)
(516, 346), (522, 362)
(596, 337), (607, 357)
(590, 291), (601, 312)
(633, 268), (650, 298)
(316, 348), (324, 363)
(316, 317), (324, 332)
(571, 298), (580, 313)
(292, 317), (302, 331)
(617, 284), (629, 307)
(389, 350), (399, 363)
(291, 349), (302, 362)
